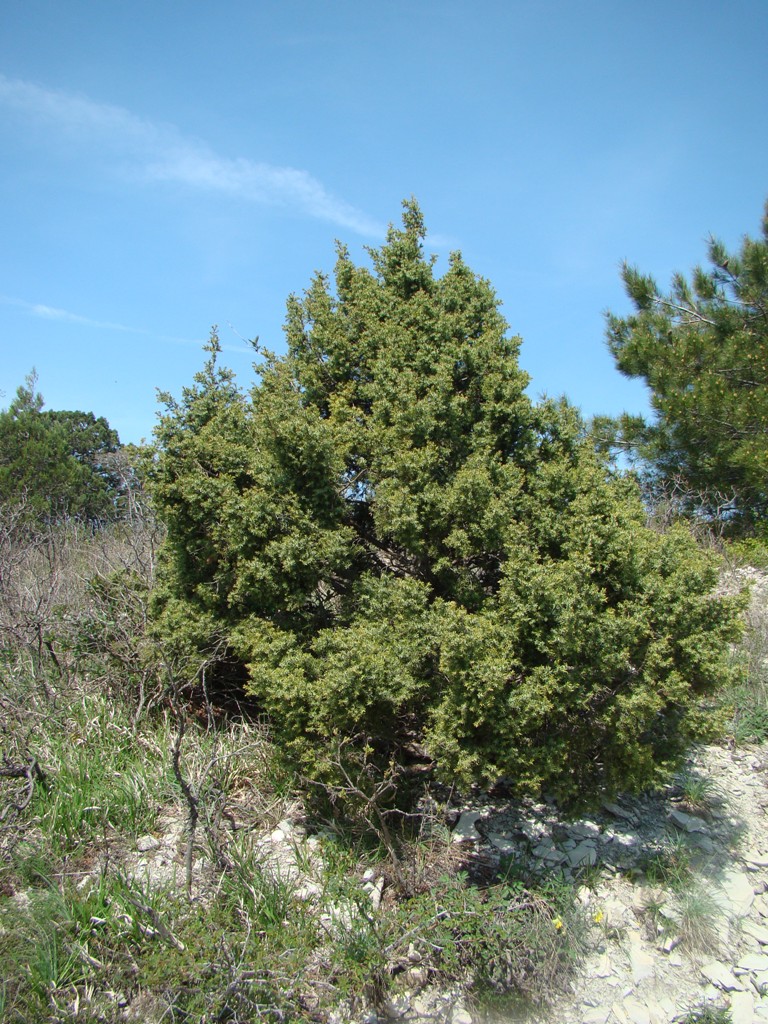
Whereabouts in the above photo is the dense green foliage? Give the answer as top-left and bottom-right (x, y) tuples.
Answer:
(0, 371), (124, 521)
(152, 202), (743, 805)
(600, 200), (768, 529)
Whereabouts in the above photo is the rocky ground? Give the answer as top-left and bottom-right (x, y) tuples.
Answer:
(123, 736), (768, 1024)
(115, 566), (768, 1024)
(449, 738), (768, 1023)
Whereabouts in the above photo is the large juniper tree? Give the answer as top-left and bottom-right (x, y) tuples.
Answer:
(152, 202), (743, 805)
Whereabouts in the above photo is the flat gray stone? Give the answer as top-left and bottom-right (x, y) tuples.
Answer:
(582, 1007), (611, 1024)
(739, 952), (768, 972)
(668, 808), (709, 834)
(611, 1002), (631, 1024)
(716, 869), (756, 919)
(385, 995), (410, 1019)
(645, 998), (671, 1024)
(594, 952), (614, 978)
(453, 812), (482, 842)
(622, 998), (651, 1024)
(629, 942), (655, 985)
(136, 835), (161, 852)
(451, 1008), (472, 1024)
(533, 840), (565, 863)
(689, 833), (716, 854)
(701, 960), (743, 990)
(516, 818), (545, 841)
(486, 832), (518, 854)
(541, 848), (567, 864)
(730, 990), (755, 1024)
(567, 842), (598, 868)
(600, 896), (629, 931)
(603, 801), (637, 823)
(570, 821), (601, 839)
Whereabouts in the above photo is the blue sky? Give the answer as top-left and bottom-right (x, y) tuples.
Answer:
(1, 1), (766, 445)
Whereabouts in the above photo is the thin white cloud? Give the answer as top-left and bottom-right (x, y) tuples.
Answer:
(1, 295), (143, 333)
(29, 302), (142, 333)
(0, 75), (154, 144)
(0, 74), (384, 236)
(0, 294), (251, 354)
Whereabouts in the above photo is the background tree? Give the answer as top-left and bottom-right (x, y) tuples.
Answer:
(152, 203), (743, 807)
(0, 371), (124, 522)
(600, 200), (768, 530)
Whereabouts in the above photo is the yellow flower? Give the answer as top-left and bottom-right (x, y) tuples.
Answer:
(593, 909), (604, 924)
(553, 916), (564, 931)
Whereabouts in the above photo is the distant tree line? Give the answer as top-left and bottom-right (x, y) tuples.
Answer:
(0, 370), (129, 523)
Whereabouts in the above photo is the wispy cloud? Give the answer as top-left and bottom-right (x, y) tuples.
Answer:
(0, 295), (252, 355)
(0, 74), (384, 236)
(23, 301), (147, 333)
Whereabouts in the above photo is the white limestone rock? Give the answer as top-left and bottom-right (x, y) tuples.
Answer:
(611, 1001), (631, 1024)
(450, 1004), (472, 1024)
(730, 990), (755, 1024)
(384, 995), (410, 1019)
(739, 952), (768, 973)
(629, 941), (655, 985)
(701, 960), (743, 991)
(570, 820), (601, 839)
(593, 952), (614, 978)
(581, 1007), (611, 1024)
(715, 869), (756, 919)
(486, 832), (518, 854)
(453, 811), (482, 842)
(622, 997), (651, 1024)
